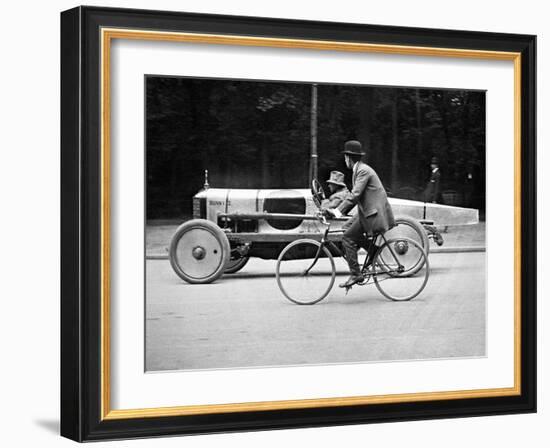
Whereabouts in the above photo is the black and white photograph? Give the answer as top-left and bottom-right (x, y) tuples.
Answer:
(144, 76), (486, 372)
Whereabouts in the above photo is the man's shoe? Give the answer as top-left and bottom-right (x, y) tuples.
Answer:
(339, 274), (365, 288)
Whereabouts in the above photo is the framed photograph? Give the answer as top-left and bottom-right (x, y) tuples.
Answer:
(60, 6), (536, 441)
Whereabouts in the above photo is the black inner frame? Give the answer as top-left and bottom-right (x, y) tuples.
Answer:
(60, 6), (536, 442)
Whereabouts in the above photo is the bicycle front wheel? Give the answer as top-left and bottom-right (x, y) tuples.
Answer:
(373, 237), (429, 301)
(276, 239), (336, 305)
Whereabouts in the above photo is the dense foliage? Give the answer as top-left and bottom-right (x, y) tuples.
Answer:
(146, 77), (485, 219)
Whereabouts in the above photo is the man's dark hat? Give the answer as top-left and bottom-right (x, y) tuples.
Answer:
(431, 156), (439, 164)
(342, 140), (365, 156)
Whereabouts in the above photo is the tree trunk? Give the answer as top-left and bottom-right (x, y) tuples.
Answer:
(261, 118), (269, 188)
(359, 88), (374, 159)
(415, 89), (423, 182)
(391, 90), (399, 192)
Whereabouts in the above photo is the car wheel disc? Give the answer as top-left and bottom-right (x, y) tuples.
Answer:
(174, 227), (224, 281)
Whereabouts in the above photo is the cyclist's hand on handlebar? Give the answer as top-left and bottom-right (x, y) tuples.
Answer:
(324, 208), (342, 218)
(317, 210), (329, 225)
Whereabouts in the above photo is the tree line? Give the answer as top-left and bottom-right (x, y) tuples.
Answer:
(146, 76), (485, 219)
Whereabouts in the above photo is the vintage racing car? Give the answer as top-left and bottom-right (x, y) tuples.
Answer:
(168, 173), (478, 284)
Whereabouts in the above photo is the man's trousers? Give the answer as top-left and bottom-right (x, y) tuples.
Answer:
(341, 212), (385, 275)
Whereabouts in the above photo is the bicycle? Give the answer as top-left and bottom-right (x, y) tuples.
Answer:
(275, 213), (430, 305)
(312, 178), (430, 272)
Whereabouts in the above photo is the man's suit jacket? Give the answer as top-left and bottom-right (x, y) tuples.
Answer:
(337, 161), (395, 234)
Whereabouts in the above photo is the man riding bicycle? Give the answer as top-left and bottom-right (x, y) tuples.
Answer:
(325, 140), (396, 288)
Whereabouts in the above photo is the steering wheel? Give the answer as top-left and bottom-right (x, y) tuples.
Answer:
(311, 178), (326, 208)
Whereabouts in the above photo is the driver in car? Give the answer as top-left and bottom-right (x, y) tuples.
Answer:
(321, 171), (351, 209)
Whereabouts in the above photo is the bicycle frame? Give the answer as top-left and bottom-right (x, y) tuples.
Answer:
(303, 218), (405, 279)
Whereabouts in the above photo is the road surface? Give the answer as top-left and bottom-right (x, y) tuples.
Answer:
(146, 252), (485, 371)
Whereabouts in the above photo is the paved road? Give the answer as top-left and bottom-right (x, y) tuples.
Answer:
(146, 252), (485, 371)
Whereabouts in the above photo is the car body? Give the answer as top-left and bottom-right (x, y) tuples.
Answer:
(195, 186), (476, 255)
(169, 185), (478, 283)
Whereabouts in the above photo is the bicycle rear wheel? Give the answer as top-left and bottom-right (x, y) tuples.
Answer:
(276, 239), (336, 305)
(373, 237), (429, 301)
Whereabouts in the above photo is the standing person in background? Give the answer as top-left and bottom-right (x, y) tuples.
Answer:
(425, 156), (441, 203)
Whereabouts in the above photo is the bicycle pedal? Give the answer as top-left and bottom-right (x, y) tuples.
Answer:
(359, 273), (371, 284)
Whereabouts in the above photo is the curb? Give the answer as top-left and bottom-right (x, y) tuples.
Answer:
(147, 254), (169, 260)
(431, 246), (485, 253)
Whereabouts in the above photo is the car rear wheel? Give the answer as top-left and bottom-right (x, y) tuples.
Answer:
(388, 215), (430, 255)
(380, 216), (429, 275)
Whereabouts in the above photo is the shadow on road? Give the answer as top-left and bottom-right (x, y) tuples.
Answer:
(224, 270), (357, 280)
